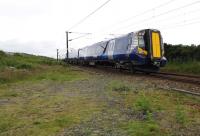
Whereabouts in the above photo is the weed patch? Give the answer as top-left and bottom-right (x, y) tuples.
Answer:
(0, 89), (19, 98)
(175, 105), (187, 124)
(108, 81), (131, 92)
(123, 121), (162, 136)
(113, 85), (130, 92)
(32, 67), (88, 82)
(162, 61), (200, 75)
(54, 116), (73, 127)
(0, 115), (17, 133)
(134, 94), (152, 115)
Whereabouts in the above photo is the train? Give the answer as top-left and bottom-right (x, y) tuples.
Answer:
(67, 29), (167, 73)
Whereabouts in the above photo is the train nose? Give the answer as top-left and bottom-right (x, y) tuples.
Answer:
(151, 32), (161, 59)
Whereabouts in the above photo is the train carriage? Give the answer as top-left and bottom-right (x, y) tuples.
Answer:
(68, 29), (167, 72)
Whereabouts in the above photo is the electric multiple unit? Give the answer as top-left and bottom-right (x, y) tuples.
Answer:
(68, 29), (167, 72)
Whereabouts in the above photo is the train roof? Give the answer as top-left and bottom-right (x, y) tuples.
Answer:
(78, 28), (160, 50)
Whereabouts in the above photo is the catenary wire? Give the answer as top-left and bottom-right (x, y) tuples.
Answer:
(111, 0), (200, 33)
(68, 0), (112, 31)
(94, 0), (177, 34)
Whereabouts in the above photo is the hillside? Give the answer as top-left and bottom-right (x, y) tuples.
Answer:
(0, 51), (60, 84)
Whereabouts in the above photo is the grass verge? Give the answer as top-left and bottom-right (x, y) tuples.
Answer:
(162, 61), (200, 75)
(107, 81), (200, 135)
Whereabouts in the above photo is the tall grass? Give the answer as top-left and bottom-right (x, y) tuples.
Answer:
(0, 51), (56, 69)
(0, 51), (58, 70)
(162, 61), (200, 75)
(0, 50), (64, 84)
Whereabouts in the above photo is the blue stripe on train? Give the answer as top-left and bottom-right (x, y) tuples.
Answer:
(129, 53), (146, 65)
(79, 52), (147, 65)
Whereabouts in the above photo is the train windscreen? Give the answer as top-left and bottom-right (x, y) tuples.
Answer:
(152, 32), (161, 58)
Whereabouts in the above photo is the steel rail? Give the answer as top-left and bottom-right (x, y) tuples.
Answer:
(155, 71), (200, 79)
(158, 87), (200, 96)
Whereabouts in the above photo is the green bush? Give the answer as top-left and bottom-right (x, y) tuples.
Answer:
(0, 50), (58, 70)
(0, 50), (6, 57)
(112, 84), (131, 92)
(16, 63), (33, 69)
(164, 44), (200, 62)
(0, 78), (8, 84)
(124, 121), (161, 136)
(163, 61), (200, 74)
(163, 44), (200, 74)
(41, 59), (58, 66)
(135, 95), (152, 115)
(175, 105), (187, 124)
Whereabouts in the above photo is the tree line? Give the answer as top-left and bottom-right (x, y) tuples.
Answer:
(164, 43), (200, 62)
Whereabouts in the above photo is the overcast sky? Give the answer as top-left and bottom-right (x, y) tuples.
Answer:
(0, 0), (200, 58)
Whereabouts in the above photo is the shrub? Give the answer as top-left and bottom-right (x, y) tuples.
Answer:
(0, 50), (6, 57)
(124, 121), (160, 136)
(41, 59), (58, 66)
(175, 105), (187, 124)
(16, 63), (33, 69)
(112, 84), (131, 92)
(0, 78), (8, 84)
(135, 95), (152, 115)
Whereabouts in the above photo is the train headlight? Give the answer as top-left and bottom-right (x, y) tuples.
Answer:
(162, 50), (165, 56)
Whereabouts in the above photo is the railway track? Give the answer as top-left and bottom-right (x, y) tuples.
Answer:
(75, 65), (200, 86)
(158, 86), (200, 96)
(129, 70), (200, 96)
(149, 71), (200, 86)
(73, 65), (200, 96)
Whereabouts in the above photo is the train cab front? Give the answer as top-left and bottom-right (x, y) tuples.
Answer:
(139, 29), (167, 68)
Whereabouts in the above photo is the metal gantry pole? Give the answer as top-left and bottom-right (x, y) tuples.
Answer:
(57, 49), (59, 61)
(66, 31), (69, 59)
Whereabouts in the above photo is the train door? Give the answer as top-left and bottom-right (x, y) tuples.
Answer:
(108, 40), (115, 60)
(151, 32), (161, 58)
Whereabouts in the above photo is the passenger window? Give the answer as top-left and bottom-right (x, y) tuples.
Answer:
(133, 35), (138, 46)
(138, 35), (145, 49)
(128, 37), (132, 45)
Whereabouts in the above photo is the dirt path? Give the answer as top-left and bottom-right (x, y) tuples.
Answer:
(60, 77), (129, 136)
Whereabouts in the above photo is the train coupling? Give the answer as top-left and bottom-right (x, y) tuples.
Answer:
(153, 61), (160, 67)
(160, 57), (167, 67)
(153, 57), (167, 67)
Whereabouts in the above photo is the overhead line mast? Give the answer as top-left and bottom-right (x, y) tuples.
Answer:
(66, 0), (112, 59)
(66, 31), (69, 59)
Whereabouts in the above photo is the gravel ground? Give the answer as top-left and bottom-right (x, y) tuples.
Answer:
(59, 77), (128, 136)
(75, 66), (200, 93)
(58, 66), (200, 136)
(1, 65), (199, 136)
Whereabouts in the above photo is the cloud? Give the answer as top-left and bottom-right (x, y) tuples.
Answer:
(0, 0), (51, 17)
(0, 40), (59, 58)
(0, 0), (199, 58)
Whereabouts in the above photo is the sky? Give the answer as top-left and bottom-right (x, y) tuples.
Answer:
(0, 0), (200, 58)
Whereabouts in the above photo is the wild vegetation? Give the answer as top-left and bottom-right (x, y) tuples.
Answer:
(107, 81), (200, 136)
(164, 43), (200, 62)
(0, 51), (69, 84)
(0, 50), (199, 135)
(163, 44), (200, 74)
(0, 50), (92, 135)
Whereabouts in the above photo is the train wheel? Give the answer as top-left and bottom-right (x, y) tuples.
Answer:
(145, 72), (150, 75)
(130, 66), (136, 74)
